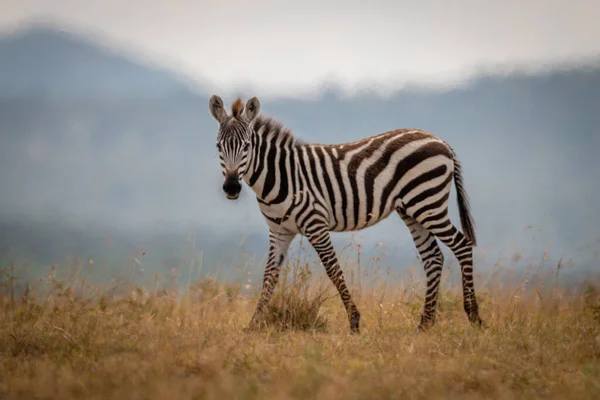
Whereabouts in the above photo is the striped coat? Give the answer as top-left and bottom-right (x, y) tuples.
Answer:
(209, 95), (485, 333)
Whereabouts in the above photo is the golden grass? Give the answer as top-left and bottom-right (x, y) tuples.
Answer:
(1, 254), (599, 400)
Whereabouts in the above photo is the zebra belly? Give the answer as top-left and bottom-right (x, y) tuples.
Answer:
(328, 205), (396, 233)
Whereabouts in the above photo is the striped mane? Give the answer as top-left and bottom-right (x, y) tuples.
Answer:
(252, 114), (305, 146)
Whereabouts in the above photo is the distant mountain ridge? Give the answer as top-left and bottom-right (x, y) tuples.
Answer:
(0, 24), (202, 99)
(3, 23), (599, 101)
(1, 23), (599, 286)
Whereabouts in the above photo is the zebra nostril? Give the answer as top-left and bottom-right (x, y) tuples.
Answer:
(223, 178), (241, 196)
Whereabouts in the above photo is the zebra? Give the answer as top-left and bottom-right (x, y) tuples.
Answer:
(208, 94), (485, 334)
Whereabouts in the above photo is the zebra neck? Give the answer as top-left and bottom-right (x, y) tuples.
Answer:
(243, 123), (298, 206)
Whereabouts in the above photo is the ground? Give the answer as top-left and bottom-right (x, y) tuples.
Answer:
(1, 257), (599, 400)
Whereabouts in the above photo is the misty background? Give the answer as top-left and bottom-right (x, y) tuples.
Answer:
(1, 14), (599, 291)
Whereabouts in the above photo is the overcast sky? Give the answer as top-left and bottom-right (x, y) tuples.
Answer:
(2, 0), (600, 98)
(1, 1), (599, 281)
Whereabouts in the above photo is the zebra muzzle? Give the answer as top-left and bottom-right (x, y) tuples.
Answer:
(223, 176), (242, 199)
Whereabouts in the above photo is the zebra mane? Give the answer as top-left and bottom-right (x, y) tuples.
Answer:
(252, 114), (306, 146)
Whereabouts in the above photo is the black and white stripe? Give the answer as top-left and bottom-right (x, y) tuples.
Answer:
(209, 95), (485, 333)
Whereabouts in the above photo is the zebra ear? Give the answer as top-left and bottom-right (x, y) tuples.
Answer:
(244, 96), (261, 122)
(209, 95), (229, 124)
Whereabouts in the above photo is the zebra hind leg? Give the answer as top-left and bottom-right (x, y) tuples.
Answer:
(415, 212), (485, 329)
(397, 208), (445, 332)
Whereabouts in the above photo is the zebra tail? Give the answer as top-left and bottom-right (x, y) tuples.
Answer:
(447, 143), (477, 246)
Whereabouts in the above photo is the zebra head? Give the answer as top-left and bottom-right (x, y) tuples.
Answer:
(209, 95), (261, 200)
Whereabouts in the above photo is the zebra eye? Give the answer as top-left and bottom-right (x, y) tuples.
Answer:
(243, 142), (250, 150)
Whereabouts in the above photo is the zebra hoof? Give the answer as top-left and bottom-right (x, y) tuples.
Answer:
(416, 315), (435, 333)
(470, 316), (488, 330)
(349, 311), (360, 334)
(244, 317), (263, 333)
(349, 320), (360, 335)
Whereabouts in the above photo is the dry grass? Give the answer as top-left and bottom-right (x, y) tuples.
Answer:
(1, 252), (600, 400)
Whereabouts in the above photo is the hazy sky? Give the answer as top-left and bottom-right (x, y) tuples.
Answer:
(2, 0), (600, 98)
(0, 1), (599, 281)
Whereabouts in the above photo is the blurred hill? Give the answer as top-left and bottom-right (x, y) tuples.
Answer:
(1, 23), (598, 287)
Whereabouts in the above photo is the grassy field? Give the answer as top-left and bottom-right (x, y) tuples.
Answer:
(1, 249), (599, 400)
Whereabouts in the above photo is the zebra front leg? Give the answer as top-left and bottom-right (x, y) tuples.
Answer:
(248, 230), (296, 330)
(397, 210), (445, 332)
(307, 228), (360, 334)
